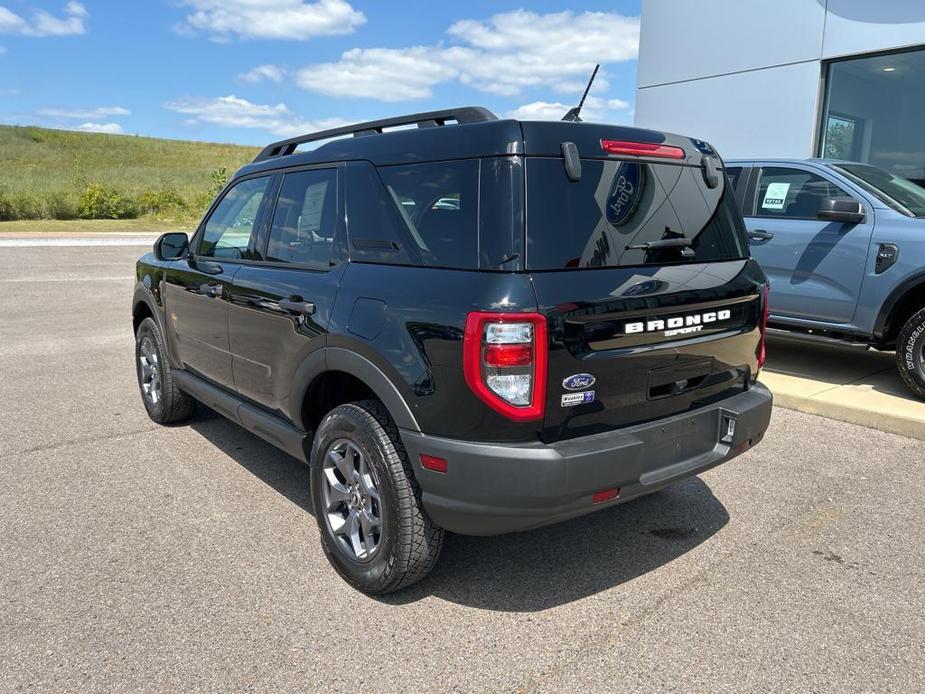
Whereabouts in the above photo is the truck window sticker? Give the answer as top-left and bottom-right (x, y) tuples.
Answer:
(761, 182), (790, 210)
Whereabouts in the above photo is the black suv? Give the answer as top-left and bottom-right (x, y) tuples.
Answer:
(133, 107), (773, 594)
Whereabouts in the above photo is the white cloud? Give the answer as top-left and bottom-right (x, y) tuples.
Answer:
(296, 9), (638, 101)
(238, 64), (286, 84)
(163, 94), (348, 137)
(0, 7), (26, 33)
(0, 45), (6, 54)
(176, 0), (364, 41)
(507, 101), (572, 121)
(0, 1), (87, 37)
(38, 105), (131, 119)
(75, 122), (123, 134)
(507, 96), (632, 123)
(297, 47), (456, 101)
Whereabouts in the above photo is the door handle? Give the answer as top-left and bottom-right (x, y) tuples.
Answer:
(200, 283), (223, 298)
(748, 229), (774, 241)
(278, 297), (316, 315)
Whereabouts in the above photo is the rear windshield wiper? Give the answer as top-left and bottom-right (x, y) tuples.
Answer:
(625, 237), (695, 258)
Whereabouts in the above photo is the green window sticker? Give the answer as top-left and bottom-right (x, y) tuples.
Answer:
(762, 182), (790, 210)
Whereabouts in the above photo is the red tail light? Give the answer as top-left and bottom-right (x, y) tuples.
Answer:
(485, 344), (533, 367)
(600, 139), (686, 159)
(463, 312), (547, 422)
(757, 284), (770, 371)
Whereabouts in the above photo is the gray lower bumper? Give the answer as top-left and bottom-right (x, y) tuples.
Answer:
(401, 382), (773, 536)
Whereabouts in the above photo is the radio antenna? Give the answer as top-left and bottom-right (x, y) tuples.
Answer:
(562, 64), (600, 122)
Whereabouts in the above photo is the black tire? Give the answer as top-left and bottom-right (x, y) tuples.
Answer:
(896, 308), (925, 400)
(310, 400), (444, 594)
(134, 317), (196, 424)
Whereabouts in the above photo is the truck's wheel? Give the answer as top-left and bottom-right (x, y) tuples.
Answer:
(896, 308), (925, 400)
(310, 400), (444, 594)
(135, 317), (196, 423)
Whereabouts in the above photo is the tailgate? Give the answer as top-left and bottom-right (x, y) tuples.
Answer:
(532, 261), (765, 442)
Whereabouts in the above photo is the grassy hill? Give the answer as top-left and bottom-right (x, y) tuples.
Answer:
(0, 125), (259, 225)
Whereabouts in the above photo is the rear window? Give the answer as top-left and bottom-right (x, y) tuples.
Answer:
(525, 158), (748, 269)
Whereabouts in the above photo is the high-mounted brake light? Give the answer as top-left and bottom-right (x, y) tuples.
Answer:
(463, 312), (547, 422)
(757, 284), (770, 371)
(600, 139), (686, 160)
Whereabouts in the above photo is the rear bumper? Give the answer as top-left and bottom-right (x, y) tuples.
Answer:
(401, 382), (772, 535)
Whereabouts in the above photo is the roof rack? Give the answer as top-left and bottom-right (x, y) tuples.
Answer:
(252, 106), (498, 163)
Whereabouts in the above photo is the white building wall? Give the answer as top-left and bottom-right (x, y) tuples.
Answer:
(823, 0), (925, 58)
(634, 62), (821, 160)
(636, 0), (826, 88)
(635, 0), (925, 159)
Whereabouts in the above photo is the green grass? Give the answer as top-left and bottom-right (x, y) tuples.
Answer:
(0, 125), (259, 222)
(0, 218), (194, 233)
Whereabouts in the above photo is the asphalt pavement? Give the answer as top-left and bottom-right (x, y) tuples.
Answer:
(1, 239), (922, 693)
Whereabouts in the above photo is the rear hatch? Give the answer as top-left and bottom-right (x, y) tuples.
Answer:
(521, 121), (765, 442)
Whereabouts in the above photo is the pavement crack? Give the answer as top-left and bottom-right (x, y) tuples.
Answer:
(1, 426), (159, 460)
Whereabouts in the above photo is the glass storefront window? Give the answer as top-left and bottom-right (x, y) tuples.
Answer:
(819, 47), (925, 189)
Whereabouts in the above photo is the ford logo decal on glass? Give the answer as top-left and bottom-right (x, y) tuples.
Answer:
(563, 373), (596, 391)
(606, 161), (644, 227)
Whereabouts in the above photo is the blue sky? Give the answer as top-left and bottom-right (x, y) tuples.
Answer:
(0, 0), (640, 145)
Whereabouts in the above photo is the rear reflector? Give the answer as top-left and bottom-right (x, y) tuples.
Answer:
(592, 488), (620, 504)
(600, 139), (685, 160)
(420, 454), (448, 473)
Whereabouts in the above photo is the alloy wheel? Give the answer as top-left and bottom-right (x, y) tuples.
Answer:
(138, 336), (161, 406)
(321, 439), (383, 562)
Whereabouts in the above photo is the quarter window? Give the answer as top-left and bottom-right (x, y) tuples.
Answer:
(377, 160), (479, 269)
(199, 176), (271, 259)
(266, 168), (339, 268)
(753, 167), (851, 219)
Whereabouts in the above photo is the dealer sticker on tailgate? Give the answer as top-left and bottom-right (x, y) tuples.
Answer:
(561, 391), (595, 407)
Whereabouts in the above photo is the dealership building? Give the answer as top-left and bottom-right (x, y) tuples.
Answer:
(635, 0), (925, 186)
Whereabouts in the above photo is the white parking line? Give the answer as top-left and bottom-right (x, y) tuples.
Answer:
(0, 276), (135, 282)
(0, 237), (157, 247)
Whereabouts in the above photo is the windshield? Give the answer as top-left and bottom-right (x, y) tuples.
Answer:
(832, 163), (925, 218)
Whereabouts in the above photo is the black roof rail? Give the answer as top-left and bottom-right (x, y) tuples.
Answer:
(252, 106), (498, 163)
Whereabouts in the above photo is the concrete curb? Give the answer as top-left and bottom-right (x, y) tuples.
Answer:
(762, 337), (925, 441)
(770, 389), (925, 441)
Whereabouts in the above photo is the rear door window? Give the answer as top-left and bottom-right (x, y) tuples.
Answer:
(525, 158), (747, 269)
(266, 168), (339, 268)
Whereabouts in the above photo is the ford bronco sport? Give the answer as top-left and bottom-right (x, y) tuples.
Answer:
(133, 107), (773, 594)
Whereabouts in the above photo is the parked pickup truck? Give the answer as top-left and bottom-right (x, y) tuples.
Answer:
(132, 108), (773, 593)
(726, 159), (925, 399)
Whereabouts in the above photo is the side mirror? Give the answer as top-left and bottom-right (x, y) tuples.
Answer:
(154, 232), (189, 261)
(817, 197), (865, 224)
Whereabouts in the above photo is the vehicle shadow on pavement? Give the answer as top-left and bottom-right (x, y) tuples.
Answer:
(396, 479), (728, 611)
(189, 406), (729, 611)
(189, 407), (315, 512)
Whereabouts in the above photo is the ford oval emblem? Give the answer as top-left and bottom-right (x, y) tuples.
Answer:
(563, 373), (596, 391)
(606, 161), (645, 227)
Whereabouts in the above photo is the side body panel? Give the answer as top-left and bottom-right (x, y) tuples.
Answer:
(162, 257), (240, 385)
(328, 262), (539, 442)
(743, 161), (875, 324)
